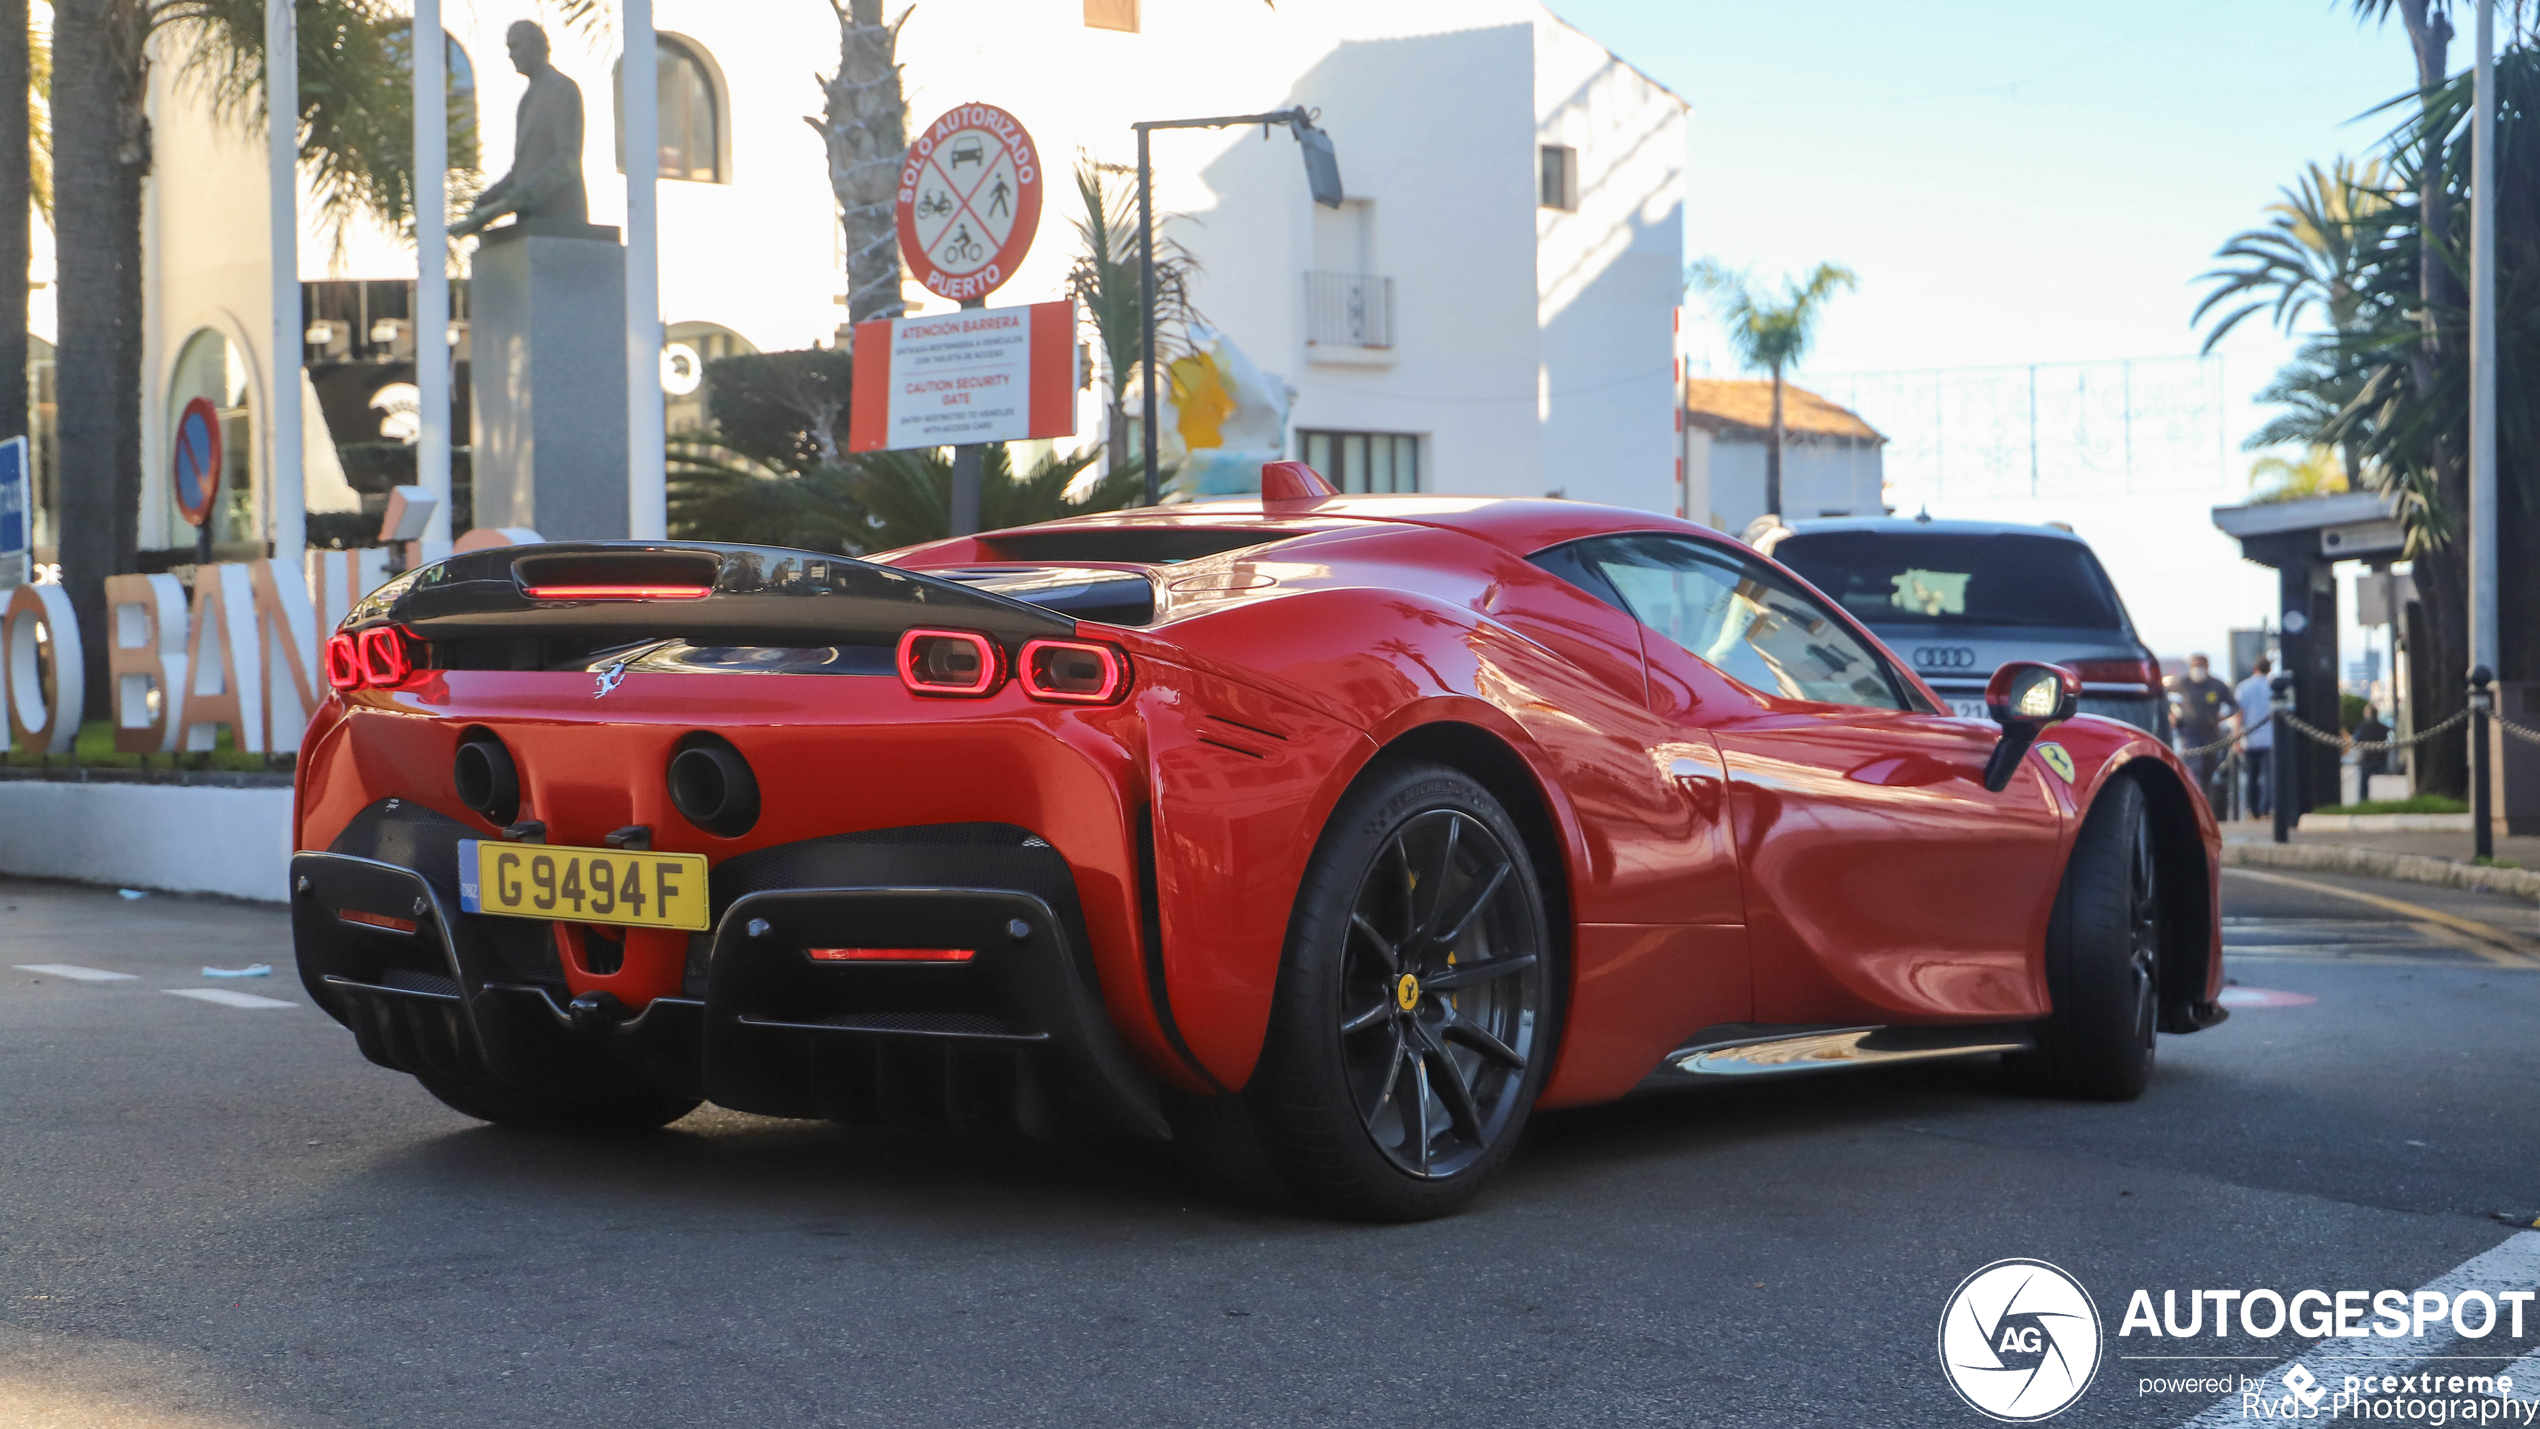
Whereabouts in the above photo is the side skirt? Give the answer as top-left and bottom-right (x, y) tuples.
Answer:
(1634, 1022), (2037, 1090)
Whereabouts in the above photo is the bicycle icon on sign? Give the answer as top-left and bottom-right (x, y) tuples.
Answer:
(916, 189), (953, 219)
(941, 224), (984, 264)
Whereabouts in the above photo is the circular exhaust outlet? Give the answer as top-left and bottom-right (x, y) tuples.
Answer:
(667, 736), (759, 837)
(452, 734), (521, 825)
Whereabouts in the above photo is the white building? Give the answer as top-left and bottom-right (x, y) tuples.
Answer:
(117, 0), (1687, 557)
(1680, 376), (1887, 535)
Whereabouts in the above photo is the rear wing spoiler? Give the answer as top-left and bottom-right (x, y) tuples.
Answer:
(348, 542), (1076, 649)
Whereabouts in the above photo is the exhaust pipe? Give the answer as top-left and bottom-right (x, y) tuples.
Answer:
(667, 736), (760, 837)
(452, 734), (521, 825)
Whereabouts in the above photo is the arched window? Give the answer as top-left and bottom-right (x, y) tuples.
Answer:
(164, 329), (256, 550)
(616, 36), (726, 183)
(386, 26), (479, 170)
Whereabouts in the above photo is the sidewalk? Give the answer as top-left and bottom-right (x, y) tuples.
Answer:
(2216, 818), (2540, 903)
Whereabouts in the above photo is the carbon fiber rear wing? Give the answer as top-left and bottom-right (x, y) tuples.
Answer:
(347, 542), (1075, 653)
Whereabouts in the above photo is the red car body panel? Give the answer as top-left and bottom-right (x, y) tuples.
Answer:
(293, 495), (2226, 1126)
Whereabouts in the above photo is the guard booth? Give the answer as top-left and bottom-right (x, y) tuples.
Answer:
(2210, 490), (2406, 819)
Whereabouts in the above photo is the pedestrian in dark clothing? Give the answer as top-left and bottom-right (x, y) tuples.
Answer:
(2170, 654), (2238, 809)
(2354, 703), (2391, 783)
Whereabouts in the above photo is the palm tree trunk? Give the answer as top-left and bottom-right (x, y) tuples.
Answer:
(816, 0), (906, 328)
(0, 0), (27, 447)
(1766, 359), (1784, 519)
(51, 0), (145, 721)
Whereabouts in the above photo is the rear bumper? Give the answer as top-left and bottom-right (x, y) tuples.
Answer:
(291, 847), (1168, 1140)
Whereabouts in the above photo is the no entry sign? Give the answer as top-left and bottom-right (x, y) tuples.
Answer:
(172, 396), (222, 528)
(847, 301), (1075, 452)
(897, 103), (1042, 303)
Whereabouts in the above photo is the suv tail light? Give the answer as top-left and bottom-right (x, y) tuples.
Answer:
(2069, 657), (2161, 694)
(356, 625), (420, 686)
(324, 633), (364, 691)
(1019, 639), (1130, 704)
(897, 629), (1003, 696)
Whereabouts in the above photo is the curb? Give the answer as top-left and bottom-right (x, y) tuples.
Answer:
(2221, 839), (2540, 904)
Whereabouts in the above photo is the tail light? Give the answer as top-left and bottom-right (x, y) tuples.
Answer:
(807, 947), (976, 963)
(2070, 657), (2162, 694)
(355, 625), (420, 686)
(324, 633), (364, 691)
(1019, 638), (1130, 704)
(897, 629), (1003, 696)
(523, 583), (711, 601)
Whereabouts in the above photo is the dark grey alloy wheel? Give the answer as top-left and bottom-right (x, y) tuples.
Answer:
(2008, 776), (2161, 1100)
(1238, 761), (1558, 1221)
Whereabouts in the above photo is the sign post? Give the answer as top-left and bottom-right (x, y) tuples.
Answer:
(893, 103), (1045, 535)
(173, 396), (223, 564)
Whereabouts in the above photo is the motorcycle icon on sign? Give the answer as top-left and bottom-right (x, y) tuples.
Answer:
(941, 224), (984, 264)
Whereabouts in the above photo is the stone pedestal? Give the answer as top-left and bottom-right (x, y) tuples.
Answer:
(469, 222), (628, 540)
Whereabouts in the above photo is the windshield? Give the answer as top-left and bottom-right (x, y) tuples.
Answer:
(1772, 531), (2127, 632)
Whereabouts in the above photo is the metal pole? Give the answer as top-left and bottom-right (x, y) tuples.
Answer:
(1137, 125), (1158, 508)
(2471, 0), (2500, 851)
(2473, 667), (2496, 859)
(414, 0), (451, 562)
(948, 297), (984, 536)
(2271, 673), (2295, 845)
(265, 0), (304, 562)
(623, 0), (666, 539)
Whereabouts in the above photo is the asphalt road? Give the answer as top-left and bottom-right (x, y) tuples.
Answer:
(4, 866), (2537, 1429)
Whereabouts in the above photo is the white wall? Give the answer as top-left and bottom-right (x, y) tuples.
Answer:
(0, 783), (292, 902)
(1697, 433), (1886, 534)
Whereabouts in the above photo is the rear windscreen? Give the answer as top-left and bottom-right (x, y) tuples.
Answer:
(1772, 532), (2126, 631)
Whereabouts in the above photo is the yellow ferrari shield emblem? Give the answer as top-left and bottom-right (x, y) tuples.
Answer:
(1395, 973), (1422, 1012)
(2036, 743), (2075, 783)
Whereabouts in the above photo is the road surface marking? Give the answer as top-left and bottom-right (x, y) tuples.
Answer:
(13, 964), (138, 981)
(2222, 867), (2540, 967)
(163, 988), (294, 1010)
(2175, 1232), (2540, 1426)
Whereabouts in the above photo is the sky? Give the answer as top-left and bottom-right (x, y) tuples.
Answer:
(1549, 0), (2426, 669)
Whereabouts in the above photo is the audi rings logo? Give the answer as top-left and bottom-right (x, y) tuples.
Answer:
(1915, 646), (1978, 670)
(1938, 1259), (2103, 1422)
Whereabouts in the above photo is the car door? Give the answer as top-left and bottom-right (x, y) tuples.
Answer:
(1556, 533), (2066, 1027)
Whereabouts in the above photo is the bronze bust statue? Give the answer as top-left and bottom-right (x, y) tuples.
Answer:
(453, 21), (588, 238)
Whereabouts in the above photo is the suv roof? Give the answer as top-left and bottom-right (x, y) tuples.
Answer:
(1776, 515), (2089, 543)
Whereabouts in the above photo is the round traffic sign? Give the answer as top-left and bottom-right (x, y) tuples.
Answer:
(172, 396), (222, 528)
(896, 103), (1042, 302)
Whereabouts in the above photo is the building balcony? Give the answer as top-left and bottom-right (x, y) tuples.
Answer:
(1305, 271), (1395, 364)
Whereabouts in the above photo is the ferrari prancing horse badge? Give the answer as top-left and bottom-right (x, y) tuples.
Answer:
(2036, 743), (2075, 783)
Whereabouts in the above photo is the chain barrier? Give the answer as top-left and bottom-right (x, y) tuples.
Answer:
(2497, 713), (2540, 748)
(2173, 714), (2267, 761)
(2274, 706), (2469, 753)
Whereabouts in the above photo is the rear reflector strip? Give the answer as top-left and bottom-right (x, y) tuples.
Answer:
(806, 947), (976, 963)
(523, 585), (712, 601)
(338, 909), (418, 934)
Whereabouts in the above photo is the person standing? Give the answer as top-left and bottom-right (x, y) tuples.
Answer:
(2233, 657), (2276, 819)
(2352, 702), (2391, 787)
(2171, 654), (2239, 809)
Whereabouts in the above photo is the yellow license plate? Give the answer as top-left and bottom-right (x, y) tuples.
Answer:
(457, 839), (710, 932)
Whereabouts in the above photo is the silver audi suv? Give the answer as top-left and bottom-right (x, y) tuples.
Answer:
(1761, 516), (2170, 736)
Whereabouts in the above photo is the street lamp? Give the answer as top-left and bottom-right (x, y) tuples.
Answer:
(1132, 108), (1344, 508)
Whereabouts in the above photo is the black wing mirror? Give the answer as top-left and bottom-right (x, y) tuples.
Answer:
(1981, 661), (2081, 793)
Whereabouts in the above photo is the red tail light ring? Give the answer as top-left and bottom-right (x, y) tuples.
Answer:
(897, 629), (1004, 696)
(356, 625), (419, 686)
(1019, 638), (1131, 705)
(324, 633), (364, 691)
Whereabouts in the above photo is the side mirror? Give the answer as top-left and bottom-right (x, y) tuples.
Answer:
(1981, 661), (2082, 793)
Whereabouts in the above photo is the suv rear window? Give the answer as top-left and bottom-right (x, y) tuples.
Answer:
(1772, 531), (2126, 631)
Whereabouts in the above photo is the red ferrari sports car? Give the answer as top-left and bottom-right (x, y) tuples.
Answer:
(291, 462), (2224, 1220)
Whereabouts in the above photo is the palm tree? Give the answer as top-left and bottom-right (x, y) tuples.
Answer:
(1065, 157), (1199, 475)
(813, 0), (907, 325)
(2248, 447), (2352, 503)
(667, 439), (1145, 553)
(0, 5), (39, 446)
(2193, 157), (2391, 345)
(1687, 259), (1856, 520)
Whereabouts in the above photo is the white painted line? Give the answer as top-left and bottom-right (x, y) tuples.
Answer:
(2490, 1346), (2540, 1405)
(14, 963), (139, 981)
(2177, 1232), (2540, 1426)
(163, 988), (295, 1010)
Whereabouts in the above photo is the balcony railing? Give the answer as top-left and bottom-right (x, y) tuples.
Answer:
(1305, 271), (1395, 350)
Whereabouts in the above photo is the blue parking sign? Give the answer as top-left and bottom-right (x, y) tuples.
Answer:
(0, 435), (26, 587)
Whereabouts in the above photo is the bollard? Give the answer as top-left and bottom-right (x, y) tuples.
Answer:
(2271, 673), (2296, 845)
(2470, 665), (2495, 861)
